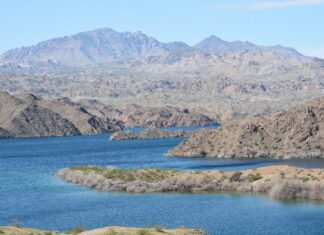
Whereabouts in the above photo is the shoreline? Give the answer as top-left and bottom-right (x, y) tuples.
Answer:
(0, 225), (206, 235)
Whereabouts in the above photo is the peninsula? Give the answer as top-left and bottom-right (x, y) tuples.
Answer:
(58, 165), (324, 201)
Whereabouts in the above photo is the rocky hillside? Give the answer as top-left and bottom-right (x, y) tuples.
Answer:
(0, 92), (122, 138)
(169, 96), (324, 159)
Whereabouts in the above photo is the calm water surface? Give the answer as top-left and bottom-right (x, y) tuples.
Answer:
(1, 132), (324, 235)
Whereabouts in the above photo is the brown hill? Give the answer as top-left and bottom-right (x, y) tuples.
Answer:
(169, 96), (324, 159)
(0, 92), (121, 138)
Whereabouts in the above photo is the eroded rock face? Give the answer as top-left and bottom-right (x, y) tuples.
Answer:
(110, 128), (190, 140)
(169, 96), (324, 159)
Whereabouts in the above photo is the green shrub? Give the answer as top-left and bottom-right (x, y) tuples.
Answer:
(248, 173), (263, 182)
(230, 172), (242, 182)
(302, 177), (310, 182)
(107, 230), (118, 235)
(200, 150), (207, 157)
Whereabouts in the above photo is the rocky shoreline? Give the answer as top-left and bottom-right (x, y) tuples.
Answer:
(110, 128), (191, 140)
(0, 225), (206, 235)
(58, 165), (324, 201)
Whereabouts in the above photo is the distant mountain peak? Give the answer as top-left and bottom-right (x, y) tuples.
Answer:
(0, 27), (310, 69)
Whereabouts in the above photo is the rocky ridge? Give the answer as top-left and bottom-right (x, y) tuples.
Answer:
(169, 96), (324, 159)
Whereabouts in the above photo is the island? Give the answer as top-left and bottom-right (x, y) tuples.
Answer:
(58, 165), (324, 201)
(109, 128), (191, 140)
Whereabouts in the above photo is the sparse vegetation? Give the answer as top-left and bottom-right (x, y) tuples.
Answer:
(58, 165), (324, 201)
(0, 226), (205, 235)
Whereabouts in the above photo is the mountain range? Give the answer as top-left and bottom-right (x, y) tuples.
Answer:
(0, 27), (323, 120)
(0, 28), (313, 69)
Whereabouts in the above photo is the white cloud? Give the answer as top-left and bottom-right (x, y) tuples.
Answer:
(210, 0), (324, 10)
(299, 45), (324, 59)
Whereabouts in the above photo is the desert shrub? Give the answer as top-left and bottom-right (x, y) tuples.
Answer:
(107, 230), (118, 235)
(44, 232), (54, 235)
(315, 145), (323, 150)
(270, 179), (309, 200)
(65, 225), (85, 234)
(71, 165), (103, 173)
(200, 150), (207, 157)
(151, 224), (165, 232)
(302, 177), (310, 182)
(248, 173), (263, 182)
(230, 172), (242, 182)
(137, 229), (151, 235)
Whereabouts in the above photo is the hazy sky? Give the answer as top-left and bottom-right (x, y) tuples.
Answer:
(1, 0), (324, 57)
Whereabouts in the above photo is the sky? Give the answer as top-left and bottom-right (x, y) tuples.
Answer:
(0, 0), (324, 58)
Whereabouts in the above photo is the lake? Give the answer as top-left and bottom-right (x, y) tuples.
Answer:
(1, 132), (324, 235)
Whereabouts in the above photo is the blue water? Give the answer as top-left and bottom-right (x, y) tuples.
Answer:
(1, 133), (324, 235)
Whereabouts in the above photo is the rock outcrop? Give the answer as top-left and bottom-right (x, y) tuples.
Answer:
(169, 96), (324, 159)
(58, 165), (324, 201)
(110, 128), (190, 140)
